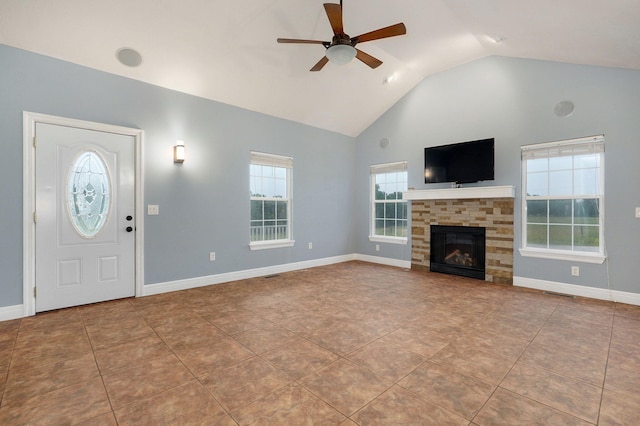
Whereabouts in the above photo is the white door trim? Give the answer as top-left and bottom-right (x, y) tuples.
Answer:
(23, 112), (144, 316)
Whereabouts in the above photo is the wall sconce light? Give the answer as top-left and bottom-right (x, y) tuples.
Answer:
(174, 140), (185, 163)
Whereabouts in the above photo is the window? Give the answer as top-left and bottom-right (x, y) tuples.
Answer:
(249, 151), (293, 250)
(370, 161), (408, 244)
(67, 151), (111, 238)
(520, 135), (605, 263)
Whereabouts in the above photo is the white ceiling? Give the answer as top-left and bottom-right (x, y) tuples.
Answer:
(1, 0), (639, 136)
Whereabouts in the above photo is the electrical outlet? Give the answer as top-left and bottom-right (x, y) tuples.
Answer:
(147, 204), (159, 215)
(209, 252), (216, 261)
(571, 266), (579, 276)
(308, 242), (312, 250)
(375, 244), (380, 252)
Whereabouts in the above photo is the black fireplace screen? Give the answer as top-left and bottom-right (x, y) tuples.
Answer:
(430, 225), (486, 280)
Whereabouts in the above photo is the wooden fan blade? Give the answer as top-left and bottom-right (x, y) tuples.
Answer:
(324, 3), (344, 35)
(355, 49), (383, 69)
(354, 23), (406, 44)
(310, 56), (329, 72)
(277, 38), (326, 44)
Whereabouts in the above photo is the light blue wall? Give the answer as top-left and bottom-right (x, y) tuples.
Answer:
(355, 56), (640, 294)
(0, 44), (355, 307)
(2, 45), (640, 309)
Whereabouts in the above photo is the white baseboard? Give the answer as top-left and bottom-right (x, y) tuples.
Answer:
(144, 254), (358, 296)
(0, 304), (25, 322)
(514, 276), (640, 306)
(144, 253), (411, 296)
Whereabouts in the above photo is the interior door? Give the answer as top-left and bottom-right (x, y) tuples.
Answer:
(35, 122), (135, 312)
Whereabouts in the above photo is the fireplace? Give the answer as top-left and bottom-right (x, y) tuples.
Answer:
(406, 186), (515, 284)
(430, 225), (486, 280)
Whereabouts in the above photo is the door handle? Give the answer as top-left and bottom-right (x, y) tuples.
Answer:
(126, 226), (133, 232)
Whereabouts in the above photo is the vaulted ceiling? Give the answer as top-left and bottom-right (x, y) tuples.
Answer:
(1, 0), (639, 136)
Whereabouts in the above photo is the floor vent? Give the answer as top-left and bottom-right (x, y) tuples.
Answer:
(543, 291), (576, 298)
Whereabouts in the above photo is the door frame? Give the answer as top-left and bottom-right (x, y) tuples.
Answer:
(23, 112), (145, 316)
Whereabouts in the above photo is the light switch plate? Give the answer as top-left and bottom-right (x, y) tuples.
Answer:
(148, 204), (159, 215)
(636, 207), (640, 218)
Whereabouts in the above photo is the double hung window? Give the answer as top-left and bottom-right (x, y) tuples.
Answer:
(370, 161), (408, 244)
(521, 136), (605, 263)
(249, 151), (293, 250)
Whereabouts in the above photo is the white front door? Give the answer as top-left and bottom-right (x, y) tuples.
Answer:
(35, 122), (136, 312)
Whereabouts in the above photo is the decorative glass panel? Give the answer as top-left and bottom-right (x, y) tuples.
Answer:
(67, 151), (110, 238)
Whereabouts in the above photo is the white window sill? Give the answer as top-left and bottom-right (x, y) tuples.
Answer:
(519, 248), (606, 264)
(249, 240), (295, 251)
(369, 236), (408, 245)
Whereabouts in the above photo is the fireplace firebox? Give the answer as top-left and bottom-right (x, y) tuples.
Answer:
(430, 225), (486, 280)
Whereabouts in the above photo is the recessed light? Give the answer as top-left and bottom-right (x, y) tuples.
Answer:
(488, 34), (506, 44)
(116, 47), (143, 67)
(554, 100), (575, 117)
(383, 74), (396, 84)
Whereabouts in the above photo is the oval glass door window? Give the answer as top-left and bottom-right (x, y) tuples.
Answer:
(67, 151), (111, 238)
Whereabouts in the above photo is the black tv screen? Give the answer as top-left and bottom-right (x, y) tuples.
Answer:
(424, 138), (495, 184)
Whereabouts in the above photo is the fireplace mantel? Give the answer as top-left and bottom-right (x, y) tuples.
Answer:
(403, 185), (515, 201)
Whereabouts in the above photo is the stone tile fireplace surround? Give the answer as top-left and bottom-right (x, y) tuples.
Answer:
(404, 186), (515, 285)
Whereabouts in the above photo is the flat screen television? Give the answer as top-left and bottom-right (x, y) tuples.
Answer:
(424, 138), (495, 184)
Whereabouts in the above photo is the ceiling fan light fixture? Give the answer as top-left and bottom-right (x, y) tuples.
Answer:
(326, 44), (357, 65)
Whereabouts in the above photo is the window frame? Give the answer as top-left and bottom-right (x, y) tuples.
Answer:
(249, 151), (294, 251)
(369, 161), (409, 245)
(519, 135), (606, 264)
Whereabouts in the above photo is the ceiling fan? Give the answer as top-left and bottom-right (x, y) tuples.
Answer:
(277, 1), (406, 71)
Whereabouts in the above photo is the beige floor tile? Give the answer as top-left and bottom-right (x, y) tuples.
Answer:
(0, 377), (111, 425)
(233, 322), (299, 354)
(519, 338), (608, 385)
(300, 358), (392, 416)
(203, 309), (268, 335)
(173, 335), (254, 378)
(598, 388), (640, 425)
(614, 302), (640, 321)
(307, 321), (378, 355)
(399, 361), (495, 420)
(474, 388), (592, 425)
(93, 334), (172, 374)
(201, 355), (293, 413)
(2, 352), (99, 407)
(85, 314), (157, 350)
(102, 353), (194, 409)
(234, 382), (346, 425)
(80, 299), (137, 325)
(501, 362), (602, 423)
(429, 341), (515, 385)
(347, 337), (425, 381)
(604, 362), (640, 399)
(1, 262), (636, 424)
(10, 332), (93, 372)
(262, 337), (339, 380)
(114, 380), (235, 425)
(455, 328), (529, 360)
(381, 326), (451, 358)
(352, 385), (468, 425)
(76, 411), (118, 425)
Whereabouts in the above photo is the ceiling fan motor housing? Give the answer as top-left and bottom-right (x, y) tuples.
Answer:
(331, 33), (354, 47)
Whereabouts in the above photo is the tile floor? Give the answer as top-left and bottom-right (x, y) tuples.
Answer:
(0, 261), (639, 425)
